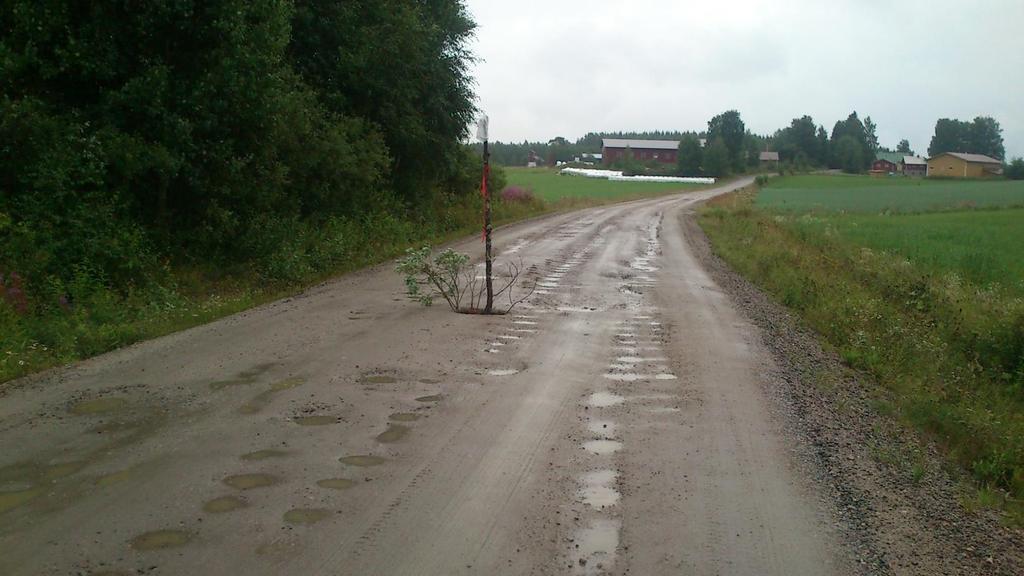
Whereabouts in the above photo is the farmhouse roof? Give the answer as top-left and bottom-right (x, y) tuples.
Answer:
(874, 151), (903, 164)
(602, 138), (680, 151)
(935, 152), (1003, 165)
(759, 151), (779, 161)
(902, 156), (926, 166)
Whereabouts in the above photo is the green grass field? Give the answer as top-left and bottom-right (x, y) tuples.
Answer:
(789, 210), (1024, 293)
(758, 174), (1024, 212)
(505, 166), (703, 201)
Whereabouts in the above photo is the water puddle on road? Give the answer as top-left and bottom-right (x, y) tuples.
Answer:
(293, 416), (339, 426)
(95, 466), (138, 488)
(602, 373), (646, 382)
(317, 478), (356, 490)
(614, 357), (666, 364)
(587, 392), (624, 408)
(487, 369), (519, 376)
(375, 424), (410, 444)
(68, 397), (128, 415)
(583, 440), (622, 455)
(129, 529), (193, 551)
(223, 473), (280, 490)
(210, 362), (277, 390)
(580, 470), (620, 508)
(389, 412), (421, 422)
(496, 335), (521, 341)
(415, 395), (442, 403)
(654, 373), (678, 380)
(571, 518), (620, 575)
(241, 449), (290, 461)
(0, 486), (42, 514)
(203, 495), (247, 513)
(339, 455), (388, 467)
(283, 508), (333, 525)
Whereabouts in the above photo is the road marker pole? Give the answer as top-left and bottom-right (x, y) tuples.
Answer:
(478, 115), (493, 313)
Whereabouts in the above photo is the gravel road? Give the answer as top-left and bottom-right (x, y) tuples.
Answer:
(2, 177), (1017, 575)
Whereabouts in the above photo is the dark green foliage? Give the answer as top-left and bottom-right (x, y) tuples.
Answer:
(1007, 158), (1024, 180)
(706, 110), (745, 170)
(0, 0), (486, 380)
(773, 116), (827, 168)
(676, 136), (703, 176)
(833, 135), (865, 174)
(928, 116), (1005, 159)
(897, 139), (913, 154)
(702, 138), (731, 178)
(829, 112), (872, 172)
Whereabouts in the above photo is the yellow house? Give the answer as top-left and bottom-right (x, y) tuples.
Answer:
(926, 152), (1003, 178)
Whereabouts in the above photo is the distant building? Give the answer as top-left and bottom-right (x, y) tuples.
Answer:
(602, 139), (678, 165)
(926, 152), (1003, 178)
(901, 156), (927, 177)
(870, 151), (903, 176)
(759, 151), (779, 169)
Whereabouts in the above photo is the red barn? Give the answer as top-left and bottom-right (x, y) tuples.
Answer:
(602, 138), (679, 165)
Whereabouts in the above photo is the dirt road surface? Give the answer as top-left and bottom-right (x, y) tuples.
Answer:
(1, 177), (864, 575)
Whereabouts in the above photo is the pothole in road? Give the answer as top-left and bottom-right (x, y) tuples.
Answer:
(0, 486), (42, 514)
(293, 415), (340, 426)
(203, 495), (247, 513)
(241, 449), (290, 461)
(375, 424), (410, 444)
(209, 362), (277, 390)
(389, 412), (421, 422)
(317, 478), (356, 490)
(339, 455), (388, 467)
(415, 394), (442, 403)
(587, 392), (624, 408)
(283, 508), (333, 525)
(129, 529), (193, 551)
(487, 369), (519, 376)
(583, 440), (622, 455)
(580, 470), (620, 508)
(223, 473), (280, 490)
(571, 518), (620, 574)
(419, 378), (442, 384)
(68, 397), (129, 415)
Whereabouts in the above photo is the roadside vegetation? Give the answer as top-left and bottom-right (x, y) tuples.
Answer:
(700, 175), (1024, 522)
(0, 1), (518, 384)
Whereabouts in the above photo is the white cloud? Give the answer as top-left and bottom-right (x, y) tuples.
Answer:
(466, 0), (1024, 157)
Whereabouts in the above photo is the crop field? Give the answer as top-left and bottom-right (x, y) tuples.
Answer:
(789, 209), (1024, 293)
(758, 174), (1024, 212)
(505, 166), (703, 202)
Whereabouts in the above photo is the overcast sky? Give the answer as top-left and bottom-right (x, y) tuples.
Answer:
(465, 0), (1023, 158)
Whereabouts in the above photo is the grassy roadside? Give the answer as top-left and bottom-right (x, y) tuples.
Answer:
(698, 187), (1023, 523)
(1, 176), (712, 387)
(505, 166), (708, 201)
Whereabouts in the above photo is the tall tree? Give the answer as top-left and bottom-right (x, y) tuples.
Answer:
(863, 116), (879, 156)
(928, 118), (972, 157)
(968, 116), (1005, 159)
(830, 112), (871, 171)
(816, 125), (830, 165)
(676, 136), (703, 176)
(289, 1), (478, 203)
(702, 138), (731, 178)
(896, 139), (913, 154)
(834, 135), (864, 174)
(706, 110), (746, 169)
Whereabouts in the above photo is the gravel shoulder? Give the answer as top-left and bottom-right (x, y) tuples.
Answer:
(682, 205), (1024, 576)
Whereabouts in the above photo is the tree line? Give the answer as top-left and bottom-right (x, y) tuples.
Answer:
(1, 0), (483, 302)
(488, 111), (1012, 178)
